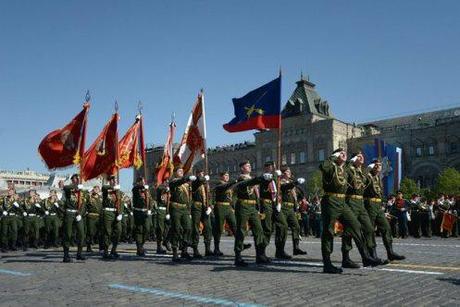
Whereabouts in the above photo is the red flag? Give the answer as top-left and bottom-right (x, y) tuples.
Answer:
(117, 115), (143, 170)
(440, 212), (457, 233)
(81, 113), (119, 181)
(155, 121), (176, 186)
(38, 103), (89, 170)
(173, 92), (206, 173)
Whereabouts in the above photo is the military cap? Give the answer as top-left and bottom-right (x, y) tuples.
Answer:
(239, 160), (250, 167)
(71, 174), (79, 180)
(281, 166), (290, 173)
(264, 161), (275, 167)
(220, 171), (229, 176)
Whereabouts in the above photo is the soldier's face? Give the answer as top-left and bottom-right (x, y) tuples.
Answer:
(264, 165), (274, 173)
(284, 169), (292, 178)
(356, 154), (364, 165)
(93, 186), (100, 193)
(374, 163), (382, 173)
(109, 178), (116, 186)
(176, 169), (184, 178)
(58, 181), (64, 189)
(8, 189), (14, 197)
(336, 151), (347, 164)
(71, 177), (79, 185)
(241, 163), (251, 174)
(222, 174), (229, 182)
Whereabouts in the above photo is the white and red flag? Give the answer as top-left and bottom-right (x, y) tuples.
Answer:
(173, 91), (207, 174)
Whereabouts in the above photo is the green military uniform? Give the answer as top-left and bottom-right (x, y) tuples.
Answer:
(364, 171), (405, 261)
(191, 176), (212, 257)
(169, 176), (194, 261)
(408, 198), (422, 238)
(22, 195), (44, 249)
(341, 162), (376, 267)
(212, 180), (237, 256)
(155, 184), (171, 253)
(85, 190), (102, 252)
(120, 193), (133, 243)
(275, 177), (305, 258)
(132, 183), (153, 256)
(62, 184), (86, 262)
(234, 174), (269, 266)
(101, 184), (122, 258)
(259, 175), (276, 245)
(319, 155), (377, 273)
(43, 196), (62, 247)
(1, 194), (22, 251)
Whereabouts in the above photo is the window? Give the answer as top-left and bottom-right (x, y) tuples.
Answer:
(282, 154), (287, 165)
(300, 151), (306, 164)
(428, 145), (435, 156)
(290, 153), (296, 165)
(416, 147), (422, 157)
(318, 149), (325, 162)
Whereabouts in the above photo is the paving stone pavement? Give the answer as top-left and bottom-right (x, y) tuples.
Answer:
(0, 236), (459, 306)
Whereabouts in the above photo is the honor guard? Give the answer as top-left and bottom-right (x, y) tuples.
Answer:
(132, 177), (153, 256)
(101, 175), (123, 259)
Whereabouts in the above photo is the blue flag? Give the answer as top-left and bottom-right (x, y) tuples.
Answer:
(223, 76), (281, 132)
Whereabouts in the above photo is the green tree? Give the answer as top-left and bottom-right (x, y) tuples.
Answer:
(399, 178), (419, 199)
(307, 170), (323, 198)
(435, 168), (460, 196)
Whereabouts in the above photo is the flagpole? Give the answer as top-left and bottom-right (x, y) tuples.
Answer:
(138, 101), (148, 184)
(114, 100), (121, 212)
(277, 69), (282, 203)
(78, 90), (90, 211)
(200, 89), (210, 209)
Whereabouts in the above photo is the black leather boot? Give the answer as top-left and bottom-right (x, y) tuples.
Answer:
(172, 247), (180, 262)
(192, 247), (202, 259)
(323, 256), (342, 274)
(234, 251), (248, 267)
(156, 241), (166, 254)
(214, 241), (224, 256)
(204, 243), (212, 257)
(341, 250), (360, 269)
(63, 247), (72, 263)
(275, 248), (292, 260)
(293, 239), (307, 255)
(387, 244), (405, 261)
(76, 245), (86, 260)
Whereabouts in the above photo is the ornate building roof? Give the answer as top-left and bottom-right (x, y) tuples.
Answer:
(282, 74), (332, 118)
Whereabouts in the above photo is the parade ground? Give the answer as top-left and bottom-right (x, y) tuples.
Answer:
(1, 237), (459, 306)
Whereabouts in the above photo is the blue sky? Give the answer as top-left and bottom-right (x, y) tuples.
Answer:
(1, 0), (459, 187)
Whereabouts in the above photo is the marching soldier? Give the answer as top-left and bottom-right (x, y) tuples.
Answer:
(168, 165), (196, 262)
(1, 189), (22, 252)
(234, 160), (271, 267)
(22, 190), (43, 250)
(85, 186), (102, 253)
(341, 152), (386, 269)
(156, 182), (171, 254)
(101, 175), (123, 259)
(259, 161), (280, 245)
(364, 159), (405, 262)
(275, 166), (307, 259)
(409, 193), (422, 238)
(190, 169), (212, 258)
(132, 177), (153, 256)
(43, 189), (62, 248)
(319, 149), (381, 274)
(62, 174), (86, 262)
(120, 193), (132, 243)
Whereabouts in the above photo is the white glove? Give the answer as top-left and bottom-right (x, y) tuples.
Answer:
(297, 177), (305, 185)
(45, 211), (49, 216)
(206, 207), (212, 215)
(147, 210), (152, 215)
(23, 212), (28, 217)
(130, 212), (133, 216)
(2, 211), (7, 216)
(116, 214), (122, 221)
(124, 203), (128, 208)
(276, 203), (281, 212)
(54, 202), (59, 208)
(144, 184), (149, 190)
(189, 214), (192, 219)
(166, 187), (170, 192)
(189, 175), (197, 182)
(77, 184), (84, 190)
(76, 214), (82, 222)
(35, 203), (41, 208)
(13, 202), (19, 208)
(263, 173), (273, 181)
(165, 214), (170, 220)
(114, 185), (121, 190)
(275, 170), (282, 176)
(204, 175), (210, 181)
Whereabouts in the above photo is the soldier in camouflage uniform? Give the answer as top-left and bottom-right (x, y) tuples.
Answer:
(168, 165), (196, 262)
(101, 175), (123, 259)
(259, 161), (279, 245)
(1, 189), (22, 252)
(22, 190), (43, 250)
(85, 186), (102, 252)
(155, 182), (171, 254)
(62, 174), (86, 262)
(364, 159), (405, 262)
(132, 177), (153, 256)
(276, 166), (307, 259)
(190, 169), (212, 258)
(234, 160), (271, 267)
(319, 149), (381, 274)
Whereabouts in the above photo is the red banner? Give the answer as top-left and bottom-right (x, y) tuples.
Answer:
(81, 113), (119, 181)
(441, 212), (457, 233)
(117, 116), (143, 170)
(156, 121), (176, 186)
(38, 103), (89, 170)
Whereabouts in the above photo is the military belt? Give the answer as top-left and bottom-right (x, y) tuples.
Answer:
(123, 214), (128, 217)
(66, 209), (77, 213)
(193, 201), (203, 207)
(215, 201), (231, 206)
(134, 208), (148, 212)
(87, 212), (100, 217)
(366, 197), (382, 203)
(170, 202), (188, 208)
(104, 208), (116, 212)
(158, 207), (167, 211)
(8, 213), (16, 216)
(238, 199), (257, 205)
(49, 213), (57, 216)
(27, 214), (37, 217)
(347, 195), (363, 200)
(325, 192), (346, 199)
(261, 198), (273, 205)
(283, 202), (295, 208)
